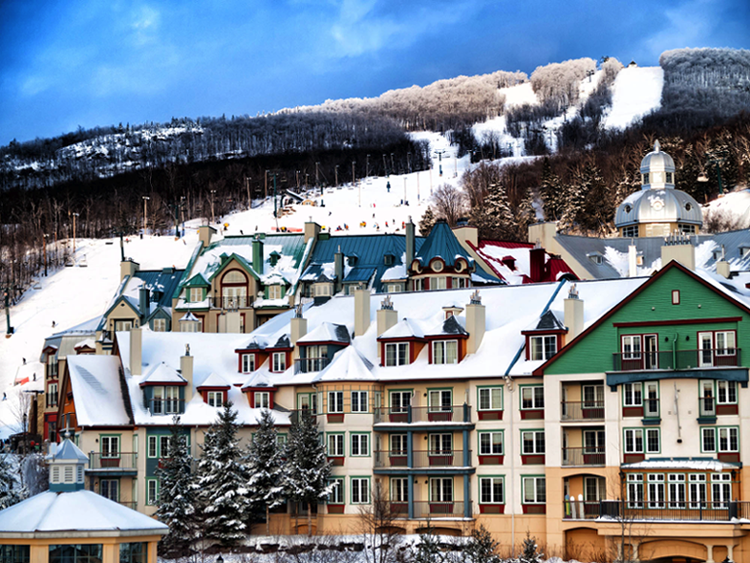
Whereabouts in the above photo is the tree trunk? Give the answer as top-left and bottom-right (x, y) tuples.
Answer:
(266, 505), (270, 537)
(307, 502), (313, 537)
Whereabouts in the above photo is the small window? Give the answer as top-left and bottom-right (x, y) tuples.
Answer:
(520, 386), (544, 410)
(328, 478), (344, 504)
(241, 354), (256, 373)
(622, 225), (638, 238)
(272, 352), (286, 372)
(386, 283), (401, 293)
(267, 285), (282, 300)
(207, 391), (223, 407)
(642, 173), (650, 185)
(588, 253), (603, 265)
(384, 254), (395, 266)
(479, 477), (504, 504)
(350, 433), (369, 456)
(522, 476), (546, 504)
(327, 434), (344, 456)
(351, 391), (368, 413)
(147, 479), (159, 505)
(189, 288), (203, 303)
(432, 276), (447, 289)
(666, 172), (674, 184)
(672, 290), (680, 304)
(521, 430), (545, 455)
(478, 387), (503, 411)
(254, 392), (270, 409)
(529, 335), (557, 361)
(385, 342), (409, 366)
(153, 318), (167, 332)
(479, 431), (504, 455)
(351, 477), (370, 504)
(432, 341), (458, 364)
(328, 391), (344, 413)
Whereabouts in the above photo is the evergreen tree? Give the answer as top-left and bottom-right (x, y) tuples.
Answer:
(461, 525), (502, 563)
(414, 526), (446, 563)
(558, 165), (588, 233)
(0, 454), (26, 510)
(284, 409), (332, 536)
(155, 416), (198, 558)
(520, 533), (543, 563)
(540, 158), (564, 221)
(472, 182), (515, 240)
(246, 408), (285, 536)
(197, 402), (252, 547)
(515, 187), (538, 240)
(419, 206), (437, 237)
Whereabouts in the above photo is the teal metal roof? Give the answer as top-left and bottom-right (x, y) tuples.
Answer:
(216, 234), (307, 267)
(414, 220), (473, 268)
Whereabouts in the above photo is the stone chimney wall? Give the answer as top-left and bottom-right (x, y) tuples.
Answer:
(198, 225), (214, 247)
(661, 233), (695, 271)
(120, 259), (139, 281)
(354, 287), (371, 337)
(405, 218), (415, 270)
(564, 286), (584, 344)
(129, 327), (142, 376)
(291, 313), (308, 360)
(304, 221), (321, 244)
(376, 296), (398, 358)
(181, 349), (193, 404)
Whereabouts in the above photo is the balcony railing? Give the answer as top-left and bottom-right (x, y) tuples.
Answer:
(413, 500), (471, 519)
(294, 357), (331, 374)
(561, 447), (605, 466)
(612, 349), (741, 372)
(88, 453), (138, 471)
(599, 500), (750, 521)
(563, 499), (601, 519)
(373, 405), (472, 424)
(374, 450), (471, 468)
(147, 399), (183, 416)
(561, 401), (604, 421)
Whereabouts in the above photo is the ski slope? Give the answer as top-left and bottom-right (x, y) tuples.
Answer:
(0, 133), (475, 438)
(602, 66), (664, 130)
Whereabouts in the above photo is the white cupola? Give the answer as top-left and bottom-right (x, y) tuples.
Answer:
(48, 438), (88, 492)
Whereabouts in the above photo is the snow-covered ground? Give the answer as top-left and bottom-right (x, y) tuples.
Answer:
(602, 66), (664, 130)
(703, 189), (750, 229)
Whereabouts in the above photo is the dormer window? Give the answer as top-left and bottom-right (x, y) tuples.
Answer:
(151, 386), (181, 415)
(385, 342), (409, 366)
(189, 288), (203, 302)
(347, 255), (359, 266)
(432, 340), (458, 364)
(268, 285), (282, 300)
(269, 251), (281, 267)
(241, 354), (256, 373)
(272, 352), (286, 372)
(254, 392), (270, 408)
(587, 253), (603, 265)
(384, 254), (395, 266)
(314, 283), (332, 297)
(207, 391), (223, 408)
(529, 335), (557, 361)
(431, 260), (444, 273)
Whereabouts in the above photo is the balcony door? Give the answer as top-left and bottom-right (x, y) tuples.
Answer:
(699, 332), (714, 367)
(644, 335), (658, 369)
(644, 382), (659, 418)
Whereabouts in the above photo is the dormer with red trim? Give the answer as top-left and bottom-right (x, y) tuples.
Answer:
(139, 362), (188, 415)
(296, 322), (351, 374)
(377, 318), (426, 367)
(197, 372), (231, 408)
(234, 336), (269, 374)
(265, 334), (293, 373)
(424, 315), (469, 364)
(241, 373), (277, 409)
(521, 309), (567, 362)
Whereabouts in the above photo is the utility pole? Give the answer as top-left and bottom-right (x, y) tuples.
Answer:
(3, 287), (13, 337)
(416, 171), (420, 201)
(142, 196), (150, 235)
(210, 190), (216, 224)
(272, 174), (278, 218)
(296, 170), (300, 190)
(42, 234), (49, 277)
(335, 165), (339, 187)
(72, 213), (79, 255)
(246, 177), (251, 209)
(351, 161), (356, 186)
(390, 153), (395, 175)
(366, 154), (370, 178)
(315, 162), (320, 195)
(265, 170), (269, 199)
(382, 154), (388, 176)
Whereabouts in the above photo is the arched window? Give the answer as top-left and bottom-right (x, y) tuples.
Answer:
(221, 270), (248, 308)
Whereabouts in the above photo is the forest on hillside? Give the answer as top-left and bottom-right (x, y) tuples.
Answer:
(1, 48), (749, 301)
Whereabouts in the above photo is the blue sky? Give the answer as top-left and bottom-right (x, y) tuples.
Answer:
(1, 0), (748, 145)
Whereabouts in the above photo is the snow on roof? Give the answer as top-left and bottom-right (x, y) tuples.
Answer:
(74, 338), (96, 350)
(66, 355), (131, 427)
(622, 459), (736, 471)
(52, 439), (89, 462)
(198, 372), (230, 389)
(0, 490), (168, 535)
(140, 361), (187, 386)
(379, 318), (426, 339)
(297, 322), (351, 344)
(425, 314), (467, 337)
(242, 372), (272, 389)
(180, 311), (199, 322)
(313, 346), (375, 382)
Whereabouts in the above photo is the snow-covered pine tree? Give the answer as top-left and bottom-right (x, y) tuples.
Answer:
(520, 533), (543, 563)
(197, 402), (252, 547)
(245, 408), (285, 536)
(419, 206), (437, 236)
(461, 524), (502, 563)
(0, 454), (26, 510)
(515, 187), (538, 240)
(155, 416), (198, 558)
(284, 408), (332, 536)
(472, 182), (515, 240)
(558, 164), (588, 233)
(414, 526), (446, 563)
(540, 158), (563, 221)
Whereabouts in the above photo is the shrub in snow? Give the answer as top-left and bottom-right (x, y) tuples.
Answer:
(197, 402), (252, 547)
(520, 533), (543, 563)
(283, 409), (332, 537)
(461, 525), (503, 563)
(0, 454), (27, 509)
(245, 408), (285, 536)
(156, 416), (199, 557)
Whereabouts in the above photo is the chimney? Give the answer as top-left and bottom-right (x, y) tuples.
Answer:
(252, 237), (264, 274)
(628, 243), (638, 278)
(304, 220), (321, 244)
(717, 260), (731, 279)
(198, 225), (214, 247)
(290, 304), (308, 359)
(661, 233), (695, 271)
(564, 284), (584, 343)
(452, 222), (478, 247)
(376, 296), (398, 358)
(529, 244), (545, 282)
(465, 290), (486, 354)
(180, 344), (193, 404)
(130, 327), (142, 376)
(334, 247), (344, 294)
(405, 217), (415, 270)
(354, 286), (371, 337)
(139, 286), (150, 325)
(120, 259), (139, 281)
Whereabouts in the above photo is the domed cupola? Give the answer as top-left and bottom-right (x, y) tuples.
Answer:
(615, 141), (702, 238)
